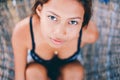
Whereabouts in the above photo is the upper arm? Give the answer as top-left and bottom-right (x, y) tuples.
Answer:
(81, 21), (99, 47)
(11, 23), (28, 80)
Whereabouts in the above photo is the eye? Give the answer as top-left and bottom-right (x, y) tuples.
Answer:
(69, 20), (78, 25)
(48, 15), (57, 21)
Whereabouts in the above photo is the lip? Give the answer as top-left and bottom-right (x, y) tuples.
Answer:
(50, 38), (64, 45)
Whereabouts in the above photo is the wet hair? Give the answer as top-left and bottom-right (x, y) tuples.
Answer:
(32, 0), (92, 27)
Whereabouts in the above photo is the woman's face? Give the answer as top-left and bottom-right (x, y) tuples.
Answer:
(38, 0), (84, 48)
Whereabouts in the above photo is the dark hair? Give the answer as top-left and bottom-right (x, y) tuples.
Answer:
(32, 0), (92, 27)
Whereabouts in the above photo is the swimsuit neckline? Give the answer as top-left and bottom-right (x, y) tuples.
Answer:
(30, 49), (79, 62)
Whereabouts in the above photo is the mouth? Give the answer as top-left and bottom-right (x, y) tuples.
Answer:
(50, 38), (64, 45)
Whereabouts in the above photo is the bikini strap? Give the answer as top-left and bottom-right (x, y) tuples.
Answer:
(29, 16), (35, 51)
(77, 27), (83, 51)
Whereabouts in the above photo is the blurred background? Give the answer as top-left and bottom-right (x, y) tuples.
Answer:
(0, 0), (120, 80)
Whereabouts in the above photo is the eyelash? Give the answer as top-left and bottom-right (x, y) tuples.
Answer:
(47, 15), (79, 25)
(48, 15), (57, 21)
(69, 20), (78, 25)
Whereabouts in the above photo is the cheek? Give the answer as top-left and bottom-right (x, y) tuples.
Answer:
(40, 16), (53, 32)
(40, 22), (53, 37)
(67, 29), (80, 40)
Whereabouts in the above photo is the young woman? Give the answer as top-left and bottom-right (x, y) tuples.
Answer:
(12, 0), (98, 80)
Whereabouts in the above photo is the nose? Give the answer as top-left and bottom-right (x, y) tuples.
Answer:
(53, 23), (66, 36)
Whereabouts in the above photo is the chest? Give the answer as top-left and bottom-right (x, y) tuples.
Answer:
(28, 40), (78, 60)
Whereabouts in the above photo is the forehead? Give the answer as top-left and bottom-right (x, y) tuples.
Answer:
(42, 0), (84, 18)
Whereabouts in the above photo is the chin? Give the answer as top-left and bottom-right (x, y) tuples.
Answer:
(51, 44), (63, 49)
(49, 42), (63, 49)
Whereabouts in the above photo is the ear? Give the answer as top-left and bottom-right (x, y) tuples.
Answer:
(36, 4), (42, 17)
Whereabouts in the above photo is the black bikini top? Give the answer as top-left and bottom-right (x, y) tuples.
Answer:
(29, 16), (83, 64)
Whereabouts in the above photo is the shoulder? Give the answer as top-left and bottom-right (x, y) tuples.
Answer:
(81, 21), (99, 47)
(85, 21), (99, 42)
(13, 16), (30, 33)
(11, 16), (30, 46)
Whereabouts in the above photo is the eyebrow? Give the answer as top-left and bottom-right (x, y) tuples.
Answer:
(47, 11), (60, 18)
(47, 11), (82, 20)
